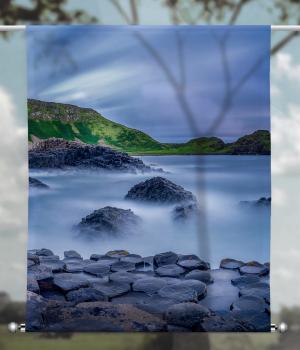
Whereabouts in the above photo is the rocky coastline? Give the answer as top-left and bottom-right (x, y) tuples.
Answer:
(29, 138), (156, 173)
(27, 249), (270, 332)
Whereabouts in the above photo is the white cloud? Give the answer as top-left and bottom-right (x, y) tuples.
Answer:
(274, 52), (300, 81)
(0, 87), (27, 300)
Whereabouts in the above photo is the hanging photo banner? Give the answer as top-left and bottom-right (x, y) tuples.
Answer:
(26, 25), (271, 332)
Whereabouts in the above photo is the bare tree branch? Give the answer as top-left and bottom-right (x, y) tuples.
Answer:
(110, 0), (132, 24)
(229, 0), (252, 24)
(130, 0), (139, 24)
(271, 30), (300, 55)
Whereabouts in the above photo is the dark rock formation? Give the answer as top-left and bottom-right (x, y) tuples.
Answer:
(172, 202), (200, 220)
(29, 177), (49, 189)
(240, 197), (271, 208)
(29, 138), (151, 172)
(125, 177), (196, 203)
(77, 206), (141, 237)
(26, 248), (270, 332)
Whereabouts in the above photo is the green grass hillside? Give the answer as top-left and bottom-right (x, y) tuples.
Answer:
(28, 99), (270, 155)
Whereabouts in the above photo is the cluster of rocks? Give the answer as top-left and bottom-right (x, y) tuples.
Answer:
(76, 177), (200, 238)
(27, 249), (270, 332)
(29, 138), (153, 172)
(240, 197), (271, 208)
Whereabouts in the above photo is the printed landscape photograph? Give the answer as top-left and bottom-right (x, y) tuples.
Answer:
(26, 25), (271, 332)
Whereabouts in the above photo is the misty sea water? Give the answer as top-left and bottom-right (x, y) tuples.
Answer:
(28, 155), (271, 268)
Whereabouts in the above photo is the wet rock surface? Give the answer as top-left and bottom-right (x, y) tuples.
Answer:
(125, 176), (196, 203)
(77, 206), (141, 237)
(27, 249), (270, 332)
(29, 138), (152, 173)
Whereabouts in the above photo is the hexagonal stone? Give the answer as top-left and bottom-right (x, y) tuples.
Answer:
(64, 262), (85, 273)
(155, 264), (185, 277)
(231, 275), (260, 288)
(41, 291), (66, 302)
(231, 310), (270, 332)
(90, 281), (130, 298)
(109, 271), (141, 284)
(185, 270), (213, 284)
(27, 275), (40, 294)
(239, 264), (269, 276)
(39, 255), (60, 262)
(153, 252), (178, 267)
(64, 250), (82, 260)
(53, 273), (89, 292)
(132, 277), (167, 294)
(158, 280), (206, 302)
(220, 258), (244, 270)
(120, 254), (143, 265)
(239, 282), (270, 301)
(83, 263), (110, 277)
(110, 261), (136, 272)
(198, 295), (239, 313)
(66, 287), (107, 303)
(231, 296), (266, 313)
(177, 259), (209, 271)
(35, 248), (54, 256)
(39, 260), (65, 273)
(178, 254), (201, 261)
(165, 302), (209, 329)
(111, 292), (177, 316)
(28, 265), (53, 281)
(105, 250), (129, 259)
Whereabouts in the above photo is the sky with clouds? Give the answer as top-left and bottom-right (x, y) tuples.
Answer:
(27, 25), (270, 143)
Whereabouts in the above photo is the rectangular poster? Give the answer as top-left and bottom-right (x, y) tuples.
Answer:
(26, 25), (271, 332)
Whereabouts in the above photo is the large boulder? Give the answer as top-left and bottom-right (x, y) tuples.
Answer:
(77, 206), (141, 237)
(29, 138), (151, 172)
(125, 177), (196, 203)
(172, 202), (200, 221)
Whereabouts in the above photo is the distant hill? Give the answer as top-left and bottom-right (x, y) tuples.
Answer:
(28, 99), (270, 155)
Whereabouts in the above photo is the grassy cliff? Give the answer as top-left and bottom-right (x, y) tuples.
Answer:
(28, 99), (270, 155)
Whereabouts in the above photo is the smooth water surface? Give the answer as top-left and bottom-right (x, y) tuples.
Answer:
(28, 155), (271, 268)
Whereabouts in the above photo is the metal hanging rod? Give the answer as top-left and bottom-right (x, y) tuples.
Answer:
(0, 25), (300, 31)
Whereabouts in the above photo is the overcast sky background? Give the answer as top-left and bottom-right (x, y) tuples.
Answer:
(27, 25), (270, 143)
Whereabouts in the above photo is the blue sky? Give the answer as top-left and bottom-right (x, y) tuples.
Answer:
(27, 25), (270, 143)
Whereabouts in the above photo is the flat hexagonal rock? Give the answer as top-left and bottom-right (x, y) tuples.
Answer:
(231, 296), (266, 313)
(199, 315), (249, 332)
(110, 261), (136, 272)
(153, 252), (178, 267)
(132, 277), (167, 294)
(120, 254), (143, 265)
(28, 265), (53, 281)
(40, 260), (65, 273)
(239, 282), (270, 301)
(27, 275), (40, 294)
(90, 281), (130, 298)
(185, 270), (213, 284)
(177, 259), (209, 271)
(34, 248), (54, 256)
(239, 265), (269, 276)
(41, 291), (66, 302)
(220, 258), (244, 270)
(158, 280), (206, 302)
(53, 273), (89, 292)
(165, 302), (209, 329)
(155, 264), (185, 277)
(109, 271), (142, 284)
(231, 275), (260, 288)
(64, 262), (85, 273)
(64, 250), (82, 260)
(198, 295), (239, 313)
(111, 292), (177, 316)
(66, 287), (107, 304)
(83, 263), (110, 277)
(47, 302), (167, 332)
(231, 310), (270, 332)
